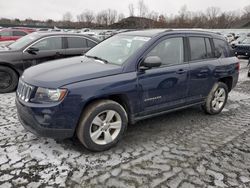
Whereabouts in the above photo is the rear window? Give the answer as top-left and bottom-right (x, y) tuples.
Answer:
(87, 39), (97, 48)
(213, 38), (231, 58)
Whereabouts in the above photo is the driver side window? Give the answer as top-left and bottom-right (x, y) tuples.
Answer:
(32, 37), (62, 51)
(147, 37), (184, 66)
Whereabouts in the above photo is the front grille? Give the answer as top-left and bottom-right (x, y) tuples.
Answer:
(16, 80), (34, 102)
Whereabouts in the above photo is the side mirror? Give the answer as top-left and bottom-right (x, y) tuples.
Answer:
(27, 47), (39, 55)
(140, 56), (162, 70)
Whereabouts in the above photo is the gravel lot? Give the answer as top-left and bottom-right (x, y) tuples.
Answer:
(0, 59), (250, 188)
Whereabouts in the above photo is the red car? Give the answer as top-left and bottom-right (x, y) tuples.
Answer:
(0, 28), (34, 42)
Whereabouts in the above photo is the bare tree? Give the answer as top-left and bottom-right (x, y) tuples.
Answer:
(118, 13), (125, 22)
(63, 11), (73, 22)
(77, 10), (95, 24)
(243, 4), (250, 18)
(147, 11), (158, 21)
(128, 3), (135, 17)
(107, 9), (117, 25)
(137, 0), (148, 17)
(206, 7), (221, 28)
(96, 10), (108, 26)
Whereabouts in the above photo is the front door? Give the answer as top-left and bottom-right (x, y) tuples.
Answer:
(22, 36), (65, 69)
(137, 36), (190, 116)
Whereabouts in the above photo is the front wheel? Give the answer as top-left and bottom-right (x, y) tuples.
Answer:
(202, 82), (228, 115)
(0, 66), (18, 93)
(77, 100), (128, 151)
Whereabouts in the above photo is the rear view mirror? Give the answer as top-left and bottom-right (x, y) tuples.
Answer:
(27, 47), (39, 55)
(141, 56), (162, 70)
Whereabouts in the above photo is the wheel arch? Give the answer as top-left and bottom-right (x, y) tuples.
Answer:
(218, 76), (233, 92)
(80, 94), (133, 124)
(0, 62), (21, 77)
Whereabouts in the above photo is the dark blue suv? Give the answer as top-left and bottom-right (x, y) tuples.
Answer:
(16, 30), (239, 151)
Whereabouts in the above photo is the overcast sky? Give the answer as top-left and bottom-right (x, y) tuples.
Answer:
(0, 0), (249, 21)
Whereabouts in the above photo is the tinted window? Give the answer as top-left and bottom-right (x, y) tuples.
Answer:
(213, 39), (230, 58)
(205, 38), (213, 58)
(13, 31), (27, 36)
(0, 31), (12, 36)
(67, 37), (87, 48)
(147, 37), (184, 66)
(87, 39), (97, 48)
(32, 37), (62, 51)
(189, 37), (207, 61)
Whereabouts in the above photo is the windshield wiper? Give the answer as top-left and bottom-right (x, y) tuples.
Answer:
(85, 55), (109, 64)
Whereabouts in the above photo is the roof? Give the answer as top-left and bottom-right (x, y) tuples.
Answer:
(30, 31), (100, 42)
(119, 29), (224, 39)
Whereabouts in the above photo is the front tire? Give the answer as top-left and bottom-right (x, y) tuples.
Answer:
(0, 66), (18, 93)
(77, 100), (128, 151)
(202, 82), (228, 115)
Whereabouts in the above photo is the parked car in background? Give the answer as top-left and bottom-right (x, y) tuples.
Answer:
(0, 32), (99, 93)
(16, 29), (239, 151)
(234, 37), (250, 57)
(231, 34), (247, 48)
(224, 33), (235, 43)
(0, 28), (33, 44)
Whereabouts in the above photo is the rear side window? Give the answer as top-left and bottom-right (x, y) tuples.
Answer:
(87, 39), (97, 48)
(13, 31), (27, 36)
(213, 39), (230, 58)
(189, 37), (207, 61)
(205, 38), (213, 58)
(67, 37), (87, 48)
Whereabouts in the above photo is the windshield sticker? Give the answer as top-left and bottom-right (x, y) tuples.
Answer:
(133, 37), (150, 41)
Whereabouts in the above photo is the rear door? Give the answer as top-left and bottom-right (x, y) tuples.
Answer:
(137, 36), (190, 116)
(187, 36), (218, 103)
(22, 36), (65, 69)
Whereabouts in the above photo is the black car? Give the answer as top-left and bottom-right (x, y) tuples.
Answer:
(234, 37), (250, 58)
(0, 32), (99, 93)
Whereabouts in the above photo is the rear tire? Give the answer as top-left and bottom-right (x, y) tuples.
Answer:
(202, 82), (228, 115)
(77, 100), (128, 151)
(0, 66), (18, 93)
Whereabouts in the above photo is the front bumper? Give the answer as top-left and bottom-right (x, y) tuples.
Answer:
(16, 98), (75, 139)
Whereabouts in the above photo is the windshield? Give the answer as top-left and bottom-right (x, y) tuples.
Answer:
(85, 35), (151, 65)
(242, 38), (250, 44)
(235, 36), (246, 42)
(8, 32), (40, 50)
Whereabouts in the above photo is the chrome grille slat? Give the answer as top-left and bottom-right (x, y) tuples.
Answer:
(16, 80), (34, 102)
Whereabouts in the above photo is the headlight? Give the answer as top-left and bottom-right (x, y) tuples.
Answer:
(31, 87), (67, 103)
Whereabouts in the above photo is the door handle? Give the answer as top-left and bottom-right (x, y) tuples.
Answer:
(176, 69), (187, 74)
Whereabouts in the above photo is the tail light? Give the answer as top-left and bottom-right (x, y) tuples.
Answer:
(235, 62), (240, 71)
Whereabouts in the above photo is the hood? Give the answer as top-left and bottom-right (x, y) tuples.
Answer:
(235, 43), (250, 47)
(22, 56), (123, 88)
